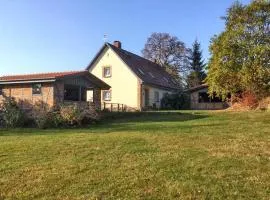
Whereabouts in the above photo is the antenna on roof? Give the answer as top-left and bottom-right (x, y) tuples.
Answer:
(103, 34), (108, 43)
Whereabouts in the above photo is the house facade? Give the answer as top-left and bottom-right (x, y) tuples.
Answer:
(86, 41), (180, 110)
(0, 71), (110, 110)
(188, 84), (230, 110)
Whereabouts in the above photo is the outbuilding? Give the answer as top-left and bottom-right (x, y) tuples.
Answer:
(188, 84), (230, 110)
(0, 70), (110, 110)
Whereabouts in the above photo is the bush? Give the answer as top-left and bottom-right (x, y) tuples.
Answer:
(0, 97), (25, 128)
(59, 104), (100, 126)
(0, 98), (101, 128)
(32, 101), (63, 129)
(0, 109), (3, 127)
(258, 97), (270, 111)
(230, 91), (260, 110)
(241, 91), (258, 109)
(161, 92), (190, 110)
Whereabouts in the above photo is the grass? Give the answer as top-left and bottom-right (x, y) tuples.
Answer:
(0, 110), (269, 200)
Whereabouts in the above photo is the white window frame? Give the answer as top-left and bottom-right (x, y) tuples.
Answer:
(103, 66), (111, 78)
(148, 72), (155, 78)
(163, 77), (169, 83)
(103, 90), (111, 101)
(138, 68), (145, 75)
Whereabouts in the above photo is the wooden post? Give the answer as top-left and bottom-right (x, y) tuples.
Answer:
(103, 102), (106, 110)
(79, 86), (82, 101)
(117, 103), (120, 112)
(111, 103), (113, 112)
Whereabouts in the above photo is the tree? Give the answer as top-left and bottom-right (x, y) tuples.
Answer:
(187, 39), (207, 88)
(206, 0), (270, 100)
(142, 32), (190, 82)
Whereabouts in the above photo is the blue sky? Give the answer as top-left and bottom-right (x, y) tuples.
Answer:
(0, 0), (251, 76)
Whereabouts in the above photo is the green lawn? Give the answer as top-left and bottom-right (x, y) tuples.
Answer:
(0, 111), (269, 200)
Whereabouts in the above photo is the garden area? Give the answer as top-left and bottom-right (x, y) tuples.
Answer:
(0, 110), (269, 199)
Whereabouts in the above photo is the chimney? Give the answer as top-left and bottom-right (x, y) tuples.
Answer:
(113, 41), (121, 49)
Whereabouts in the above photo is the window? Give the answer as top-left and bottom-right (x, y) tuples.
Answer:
(138, 68), (145, 75)
(198, 92), (222, 103)
(148, 72), (155, 78)
(163, 92), (168, 98)
(198, 92), (210, 103)
(0, 87), (2, 96)
(32, 83), (42, 95)
(172, 79), (177, 84)
(163, 77), (169, 82)
(64, 85), (80, 101)
(103, 90), (111, 101)
(103, 66), (111, 77)
(87, 90), (94, 102)
(154, 91), (160, 102)
(64, 85), (87, 102)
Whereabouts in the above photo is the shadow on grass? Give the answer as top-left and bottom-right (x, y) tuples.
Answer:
(101, 111), (208, 123)
(0, 111), (210, 136)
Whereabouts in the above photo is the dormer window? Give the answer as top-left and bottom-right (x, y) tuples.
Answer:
(0, 87), (3, 96)
(148, 72), (155, 78)
(138, 68), (145, 75)
(163, 77), (169, 82)
(103, 66), (111, 78)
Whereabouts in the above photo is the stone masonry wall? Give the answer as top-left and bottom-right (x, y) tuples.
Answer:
(0, 83), (54, 109)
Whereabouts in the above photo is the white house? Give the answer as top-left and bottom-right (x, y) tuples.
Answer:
(86, 41), (180, 110)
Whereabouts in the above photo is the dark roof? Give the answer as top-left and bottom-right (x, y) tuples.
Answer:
(186, 84), (208, 92)
(0, 70), (110, 89)
(86, 43), (181, 90)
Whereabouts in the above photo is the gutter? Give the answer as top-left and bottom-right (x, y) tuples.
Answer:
(0, 79), (56, 85)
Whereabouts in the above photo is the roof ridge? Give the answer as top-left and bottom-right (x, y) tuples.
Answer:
(107, 43), (170, 73)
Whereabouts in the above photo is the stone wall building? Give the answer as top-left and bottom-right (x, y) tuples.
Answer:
(0, 71), (110, 110)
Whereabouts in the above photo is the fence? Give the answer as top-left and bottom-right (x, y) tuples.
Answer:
(190, 100), (230, 110)
(102, 102), (126, 112)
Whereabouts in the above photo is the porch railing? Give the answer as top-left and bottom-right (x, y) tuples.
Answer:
(102, 102), (126, 112)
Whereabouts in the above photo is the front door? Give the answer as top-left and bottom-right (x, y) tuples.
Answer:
(144, 88), (149, 106)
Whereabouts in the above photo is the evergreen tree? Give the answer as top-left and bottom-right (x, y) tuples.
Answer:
(186, 39), (206, 88)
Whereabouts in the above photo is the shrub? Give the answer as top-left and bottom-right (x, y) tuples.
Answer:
(31, 101), (50, 129)
(161, 92), (190, 110)
(0, 97), (25, 128)
(258, 97), (270, 111)
(241, 91), (258, 109)
(31, 101), (63, 129)
(59, 103), (100, 126)
(0, 109), (3, 127)
(230, 91), (259, 110)
(0, 98), (100, 128)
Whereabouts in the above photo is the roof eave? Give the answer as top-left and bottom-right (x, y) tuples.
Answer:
(85, 43), (109, 71)
(185, 84), (208, 92)
(0, 79), (56, 85)
(142, 82), (181, 91)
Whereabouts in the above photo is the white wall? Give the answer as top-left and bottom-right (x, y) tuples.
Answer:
(89, 47), (140, 109)
(142, 85), (173, 108)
